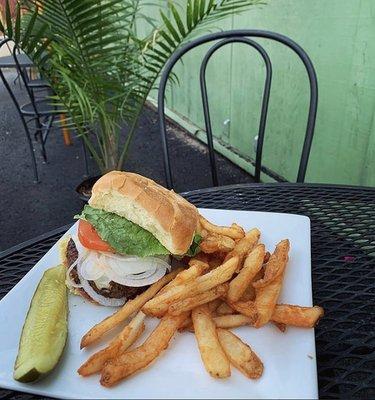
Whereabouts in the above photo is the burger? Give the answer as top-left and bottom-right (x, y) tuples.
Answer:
(61, 171), (201, 306)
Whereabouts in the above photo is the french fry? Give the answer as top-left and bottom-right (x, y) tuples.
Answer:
(169, 284), (229, 316)
(189, 252), (210, 265)
(178, 316), (194, 332)
(253, 241), (290, 289)
(240, 285), (256, 301)
(227, 244), (265, 303)
(229, 301), (323, 329)
(213, 314), (254, 329)
(142, 257), (239, 317)
(158, 262), (210, 295)
(208, 298), (223, 313)
(208, 254), (225, 269)
(216, 302), (235, 316)
(272, 321), (287, 332)
(196, 219), (209, 238)
(192, 304), (231, 379)
(173, 262), (209, 282)
(80, 268), (182, 348)
(217, 329), (263, 379)
(254, 240), (290, 327)
(200, 234), (235, 254)
(199, 216), (245, 239)
(272, 304), (324, 328)
(253, 266), (265, 282)
(224, 228), (261, 270)
(78, 312), (146, 376)
(186, 313), (254, 331)
(100, 312), (188, 387)
(228, 300), (258, 322)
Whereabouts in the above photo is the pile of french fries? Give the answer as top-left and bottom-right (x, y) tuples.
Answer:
(78, 216), (324, 387)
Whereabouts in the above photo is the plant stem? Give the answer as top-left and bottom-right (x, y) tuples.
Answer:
(116, 99), (145, 169)
(105, 128), (119, 171)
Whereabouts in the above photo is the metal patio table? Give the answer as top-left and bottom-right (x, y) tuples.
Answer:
(0, 53), (33, 68)
(0, 183), (374, 399)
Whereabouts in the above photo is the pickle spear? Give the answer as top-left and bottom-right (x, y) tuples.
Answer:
(14, 264), (68, 383)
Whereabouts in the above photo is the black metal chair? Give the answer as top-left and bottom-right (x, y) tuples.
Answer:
(158, 30), (318, 189)
(0, 38), (88, 182)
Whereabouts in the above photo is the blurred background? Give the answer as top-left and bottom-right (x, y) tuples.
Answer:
(1, 0), (374, 250)
(146, 0), (375, 186)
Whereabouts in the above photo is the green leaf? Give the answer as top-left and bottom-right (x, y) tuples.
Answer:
(159, 30), (176, 48)
(186, 0), (193, 30)
(170, 3), (186, 37)
(14, 4), (21, 44)
(76, 205), (170, 257)
(5, 0), (13, 38)
(0, 15), (4, 35)
(33, 38), (51, 60)
(160, 10), (180, 43)
(21, 8), (40, 48)
(193, 0), (200, 25)
(155, 39), (172, 54)
(24, 23), (48, 54)
(199, 0), (206, 18)
(186, 234), (202, 257)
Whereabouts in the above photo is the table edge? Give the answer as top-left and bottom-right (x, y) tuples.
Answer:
(0, 223), (73, 260)
(1, 182), (374, 259)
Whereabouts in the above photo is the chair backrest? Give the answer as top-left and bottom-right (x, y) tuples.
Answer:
(0, 38), (40, 119)
(158, 30), (318, 189)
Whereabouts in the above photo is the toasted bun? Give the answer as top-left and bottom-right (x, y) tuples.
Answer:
(89, 171), (199, 255)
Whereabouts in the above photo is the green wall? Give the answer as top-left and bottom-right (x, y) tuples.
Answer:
(142, 0), (375, 186)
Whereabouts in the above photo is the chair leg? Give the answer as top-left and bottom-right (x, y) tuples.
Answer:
(81, 137), (89, 177)
(24, 124), (39, 183)
(40, 115), (55, 163)
(43, 115), (54, 143)
(35, 117), (47, 163)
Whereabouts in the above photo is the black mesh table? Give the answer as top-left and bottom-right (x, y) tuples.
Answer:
(1, 183), (374, 399)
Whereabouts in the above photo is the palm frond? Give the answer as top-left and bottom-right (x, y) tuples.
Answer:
(1, 0), (263, 172)
(117, 0), (263, 167)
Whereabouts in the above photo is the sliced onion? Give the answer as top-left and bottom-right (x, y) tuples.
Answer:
(107, 255), (164, 276)
(80, 252), (107, 281)
(75, 263), (126, 307)
(77, 250), (171, 285)
(127, 270), (157, 280)
(105, 253), (143, 263)
(106, 265), (167, 287)
(70, 242), (172, 296)
(66, 257), (83, 289)
(80, 278), (126, 307)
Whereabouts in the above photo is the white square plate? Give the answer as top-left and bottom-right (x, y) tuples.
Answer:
(0, 209), (318, 399)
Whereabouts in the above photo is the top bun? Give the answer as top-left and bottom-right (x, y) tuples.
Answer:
(89, 171), (199, 255)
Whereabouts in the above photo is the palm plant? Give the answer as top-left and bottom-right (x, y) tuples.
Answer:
(0, 0), (263, 173)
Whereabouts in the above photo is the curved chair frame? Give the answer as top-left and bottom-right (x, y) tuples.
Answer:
(0, 38), (89, 182)
(0, 38), (39, 181)
(158, 29), (318, 189)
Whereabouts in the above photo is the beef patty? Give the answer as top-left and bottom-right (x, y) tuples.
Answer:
(66, 239), (148, 300)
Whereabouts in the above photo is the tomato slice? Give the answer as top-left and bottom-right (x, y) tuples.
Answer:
(78, 219), (112, 252)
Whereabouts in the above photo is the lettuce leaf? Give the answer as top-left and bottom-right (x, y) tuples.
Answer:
(75, 205), (202, 258)
(76, 205), (169, 257)
(186, 234), (202, 257)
